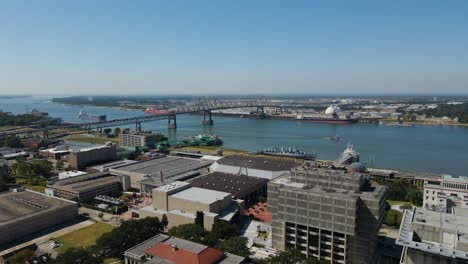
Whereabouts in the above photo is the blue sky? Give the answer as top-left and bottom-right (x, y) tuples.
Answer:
(0, 0), (467, 95)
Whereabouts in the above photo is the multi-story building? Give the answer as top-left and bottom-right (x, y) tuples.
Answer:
(119, 133), (159, 148)
(268, 167), (387, 264)
(124, 234), (245, 264)
(396, 207), (468, 264)
(423, 174), (468, 212)
(45, 172), (130, 202)
(139, 181), (243, 231)
(0, 190), (78, 245)
(67, 143), (117, 170)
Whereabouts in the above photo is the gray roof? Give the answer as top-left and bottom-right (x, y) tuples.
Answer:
(189, 172), (268, 198)
(396, 208), (468, 260)
(112, 156), (212, 177)
(171, 187), (230, 204)
(124, 234), (170, 259)
(217, 155), (298, 171)
(0, 190), (76, 225)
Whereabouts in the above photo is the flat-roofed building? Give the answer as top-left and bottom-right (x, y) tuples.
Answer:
(0, 190), (78, 245)
(396, 207), (468, 263)
(268, 167), (387, 264)
(124, 234), (245, 264)
(109, 156), (213, 192)
(210, 155), (298, 180)
(139, 181), (243, 231)
(67, 143), (117, 170)
(45, 172), (129, 202)
(119, 132), (159, 148)
(423, 174), (468, 212)
(189, 172), (268, 206)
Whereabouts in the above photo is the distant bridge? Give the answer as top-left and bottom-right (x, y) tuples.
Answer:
(0, 99), (292, 138)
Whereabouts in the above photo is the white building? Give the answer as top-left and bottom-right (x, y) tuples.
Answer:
(423, 175), (468, 212)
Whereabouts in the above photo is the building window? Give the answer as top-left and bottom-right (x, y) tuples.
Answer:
(432, 197), (434, 201)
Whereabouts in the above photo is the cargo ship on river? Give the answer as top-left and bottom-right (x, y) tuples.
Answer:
(78, 111), (106, 122)
(259, 147), (316, 160)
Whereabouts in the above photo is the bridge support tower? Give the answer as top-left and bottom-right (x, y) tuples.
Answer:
(202, 110), (213, 126)
(256, 106), (266, 118)
(135, 122), (142, 132)
(168, 114), (177, 129)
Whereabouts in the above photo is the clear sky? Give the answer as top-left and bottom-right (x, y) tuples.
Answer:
(0, 0), (467, 95)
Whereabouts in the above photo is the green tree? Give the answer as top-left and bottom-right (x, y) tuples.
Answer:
(210, 221), (239, 239)
(406, 189), (423, 206)
(95, 217), (163, 258)
(9, 249), (34, 264)
(3, 136), (23, 148)
(51, 247), (101, 264)
(258, 248), (328, 264)
(114, 127), (121, 136)
(55, 160), (65, 170)
(161, 214), (168, 229)
(103, 128), (112, 135)
(385, 209), (403, 227)
(216, 237), (250, 257)
(168, 223), (206, 243)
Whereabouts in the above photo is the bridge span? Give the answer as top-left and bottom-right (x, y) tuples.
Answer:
(0, 99), (289, 138)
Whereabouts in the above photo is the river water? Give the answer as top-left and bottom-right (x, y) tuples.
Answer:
(1, 96), (467, 175)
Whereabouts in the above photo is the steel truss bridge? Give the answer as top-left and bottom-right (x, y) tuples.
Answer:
(0, 99), (291, 138)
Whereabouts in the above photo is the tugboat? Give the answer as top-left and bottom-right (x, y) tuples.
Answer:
(258, 147), (316, 160)
(78, 111), (106, 122)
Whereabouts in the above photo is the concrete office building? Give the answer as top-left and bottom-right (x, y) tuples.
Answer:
(67, 143), (117, 170)
(109, 156), (213, 192)
(139, 181), (243, 231)
(45, 172), (130, 202)
(396, 207), (468, 263)
(0, 190), (78, 245)
(189, 172), (268, 206)
(124, 234), (245, 264)
(210, 155), (298, 180)
(423, 174), (468, 212)
(268, 167), (387, 264)
(119, 132), (159, 148)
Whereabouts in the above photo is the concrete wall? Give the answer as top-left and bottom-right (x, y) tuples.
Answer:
(0, 201), (78, 245)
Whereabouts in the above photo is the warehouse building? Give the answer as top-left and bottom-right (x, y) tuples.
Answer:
(109, 156), (213, 193)
(45, 172), (130, 202)
(268, 167), (387, 264)
(189, 172), (268, 206)
(0, 190), (78, 245)
(210, 155), (298, 180)
(139, 181), (243, 231)
(124, 234), (245, 264)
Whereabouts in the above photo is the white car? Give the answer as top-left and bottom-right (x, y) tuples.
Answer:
(50, 241), (61, 249)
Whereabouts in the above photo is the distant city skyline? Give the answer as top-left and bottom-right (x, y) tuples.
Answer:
(1, 1), (467, 95)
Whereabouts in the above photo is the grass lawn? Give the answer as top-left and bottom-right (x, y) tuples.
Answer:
(103, 258), (123, 264)
(387, 200), (413, 206)
(24, 185), (46, 193)
(0, 125), (16, 131)
(64, 134), (119, 144)
(54, 222), (113, 253)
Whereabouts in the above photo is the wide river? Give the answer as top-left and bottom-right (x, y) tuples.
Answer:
(1, 96), (467, 175)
